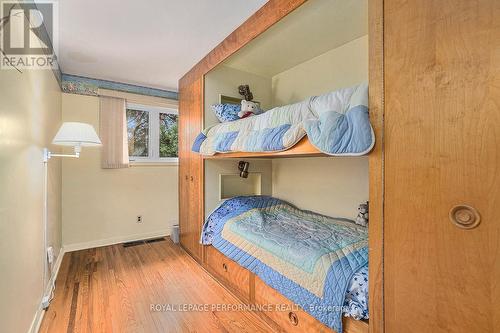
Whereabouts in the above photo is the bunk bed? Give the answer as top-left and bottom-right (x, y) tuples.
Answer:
(198, 80), (373, 331)
(179, 1), (375, 332)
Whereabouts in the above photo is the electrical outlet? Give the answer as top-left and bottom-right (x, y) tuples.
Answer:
(137, 215), (142, 223)
(47, 246), (54, 264)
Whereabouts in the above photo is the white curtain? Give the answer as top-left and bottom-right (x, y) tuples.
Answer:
(99, 96), (129, 169)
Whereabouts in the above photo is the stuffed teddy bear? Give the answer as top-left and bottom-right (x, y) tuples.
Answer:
(355, 201), (369, 227)
(238, 100), (261, 119)
(237, 84), (262, 119)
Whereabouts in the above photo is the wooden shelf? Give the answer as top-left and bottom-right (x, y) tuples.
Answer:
(203, 136), (327, 159)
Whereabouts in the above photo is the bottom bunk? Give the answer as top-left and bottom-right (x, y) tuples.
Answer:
(205, 246), (368, 333)
(201, 196), (369, 333)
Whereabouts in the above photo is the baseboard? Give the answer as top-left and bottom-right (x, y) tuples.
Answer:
(28, 307), (45, 333)
(27, 231), (170, 332)
(28, 248), (65, 333)
(62, 230), (170, 253)
(28, 230), (169, 332)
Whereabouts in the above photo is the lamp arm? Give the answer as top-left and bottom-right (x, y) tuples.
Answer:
(49, 153), (80, 158)
(43, 146), (81, 163)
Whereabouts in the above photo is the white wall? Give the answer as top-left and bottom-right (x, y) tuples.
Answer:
(272, 35), (368, 107)
(61, 93), (178, 250)
(272, 157), (368, 219)
(0, 62), (62, 331)
(271, 35), (369, 219)
(205, 159), (272, 217)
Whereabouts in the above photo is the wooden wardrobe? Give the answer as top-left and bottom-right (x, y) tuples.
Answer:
(178, 0), (500, 332)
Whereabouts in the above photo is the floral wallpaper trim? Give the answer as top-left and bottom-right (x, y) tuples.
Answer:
(61, 74), (178, 100)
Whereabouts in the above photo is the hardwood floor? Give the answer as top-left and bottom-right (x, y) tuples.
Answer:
(39, 239), (274, 333)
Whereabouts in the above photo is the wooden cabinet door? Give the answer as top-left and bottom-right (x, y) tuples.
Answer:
(178, 84), (190, 250)
(188, 78), (203, 261)
(178, 78), (203, 262)
(384, 1), (500, 332)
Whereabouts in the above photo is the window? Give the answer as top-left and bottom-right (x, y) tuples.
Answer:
(126, 103), (178, 163)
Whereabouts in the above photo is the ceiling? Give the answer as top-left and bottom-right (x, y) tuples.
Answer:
(58, 0), (267, 91)
(223, 0), (368, 78)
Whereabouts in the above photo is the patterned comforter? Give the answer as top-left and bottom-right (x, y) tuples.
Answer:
(201, 196), (368, 332)
(192, 83), (374, 156)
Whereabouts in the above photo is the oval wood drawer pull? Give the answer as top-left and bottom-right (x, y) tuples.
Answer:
(222, 263), (228, 272)
(190, 176), (194, 182)
(449, 205), (480, 229)
(288, 311), (299, 326)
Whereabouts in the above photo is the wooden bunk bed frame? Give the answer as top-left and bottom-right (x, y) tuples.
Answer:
(203, 136), (326, 159)
(178, 1), (384, 332)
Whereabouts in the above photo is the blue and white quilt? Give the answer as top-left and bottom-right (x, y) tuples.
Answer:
(192, 83), (374, 156)
(201, 196), (369, 332)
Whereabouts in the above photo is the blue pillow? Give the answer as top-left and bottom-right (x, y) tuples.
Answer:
(211, 103), (241, 122)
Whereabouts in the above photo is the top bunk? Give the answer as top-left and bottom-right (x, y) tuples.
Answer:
(195, 83), (373, 158)
(198, 0), (369, 159)
(202, 136), (323, 159)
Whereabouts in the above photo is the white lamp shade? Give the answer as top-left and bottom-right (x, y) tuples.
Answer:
(52, 122), (102, 147)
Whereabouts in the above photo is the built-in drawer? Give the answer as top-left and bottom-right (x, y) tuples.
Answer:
(205, 246), (250, 301)
(254, 277), (368, 333)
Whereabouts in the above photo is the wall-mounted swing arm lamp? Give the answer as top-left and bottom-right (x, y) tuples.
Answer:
(43, 122), (102, 162)
(40, 121), (101, 309)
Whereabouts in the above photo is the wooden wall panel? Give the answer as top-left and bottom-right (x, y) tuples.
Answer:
(384, 0), (500, 332)
(368, 0), (384, 332)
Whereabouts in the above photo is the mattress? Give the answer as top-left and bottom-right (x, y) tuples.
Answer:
(201, 196), (369, 332)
